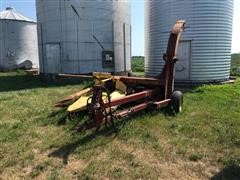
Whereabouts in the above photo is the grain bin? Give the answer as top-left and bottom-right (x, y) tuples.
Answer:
(145, 0), (233, 82)
(0, 7), (39, 70)
(36, 0), (131, 75)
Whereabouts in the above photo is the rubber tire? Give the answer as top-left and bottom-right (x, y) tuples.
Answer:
(170, 91), (183, 114)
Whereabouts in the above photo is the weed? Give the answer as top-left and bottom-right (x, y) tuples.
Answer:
(189, 152), (204, 162)
(111, 167), (124, 178)
(30, 161), (50, 178)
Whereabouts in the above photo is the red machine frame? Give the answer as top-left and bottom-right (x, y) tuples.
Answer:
(72, 20), (186, 132)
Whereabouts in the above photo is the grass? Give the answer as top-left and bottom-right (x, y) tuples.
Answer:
(0, 71), (240, 179)
(231, 53), (240, 76)
(131, 56), (144, 73)
(131, 56), (145, 77)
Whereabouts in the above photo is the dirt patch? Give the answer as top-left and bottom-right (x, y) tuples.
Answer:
(111, 139), (219, 180)
(156, 161), (219, 180)
(65, 156), (86, 173)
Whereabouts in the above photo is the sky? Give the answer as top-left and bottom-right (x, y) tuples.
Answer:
(1, 0), (239, 56)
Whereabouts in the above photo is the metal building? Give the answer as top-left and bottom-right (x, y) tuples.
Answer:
(0, 7), (39, 70)
(36, 0), (131, 75)
(145, 0), (234, 82)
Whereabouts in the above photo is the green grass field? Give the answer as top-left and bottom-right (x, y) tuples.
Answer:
(0, 71), (240, 179)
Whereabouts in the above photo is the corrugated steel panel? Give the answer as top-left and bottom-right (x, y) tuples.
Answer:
(37, 0), (131, 74)
(145, 0), (233, 82)
(0, 8), (39, 70)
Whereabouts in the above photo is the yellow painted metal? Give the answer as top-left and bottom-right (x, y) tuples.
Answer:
(95, 78), (112, 86)
(55, 88), (92, 107)
(110, 90), (125, 100)
(93, 72), (112, 79)
(67, 72), (127, 113)
(67, 90), (125, 113)
(109, 90), (126, 111)
(67, 95), (90, 112)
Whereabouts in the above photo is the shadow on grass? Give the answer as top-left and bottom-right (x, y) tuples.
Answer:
(48, 126), (117, 165)
(211, 165), (240, 180)
(48, 108), (167, 165)
(48, 133), (98, 165)
(0, 73), (90, 92)
(46, 109), (87, 126)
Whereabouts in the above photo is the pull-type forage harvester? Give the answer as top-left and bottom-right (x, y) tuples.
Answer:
(55, 20), (186, 132)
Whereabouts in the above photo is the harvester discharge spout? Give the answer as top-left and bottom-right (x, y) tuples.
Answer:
(55, 20), (186, 133)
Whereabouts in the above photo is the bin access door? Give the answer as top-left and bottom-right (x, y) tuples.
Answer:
(45, 43), (60, 73)
(176, 41), (191, 81)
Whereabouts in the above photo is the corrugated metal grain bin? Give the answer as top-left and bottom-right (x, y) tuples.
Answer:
(36, 0), (131, 75)
(145, 0), (234, 83)
(0, 7), (39, 70)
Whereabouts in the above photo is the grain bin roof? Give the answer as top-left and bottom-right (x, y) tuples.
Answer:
(0, 7), (35, 22)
